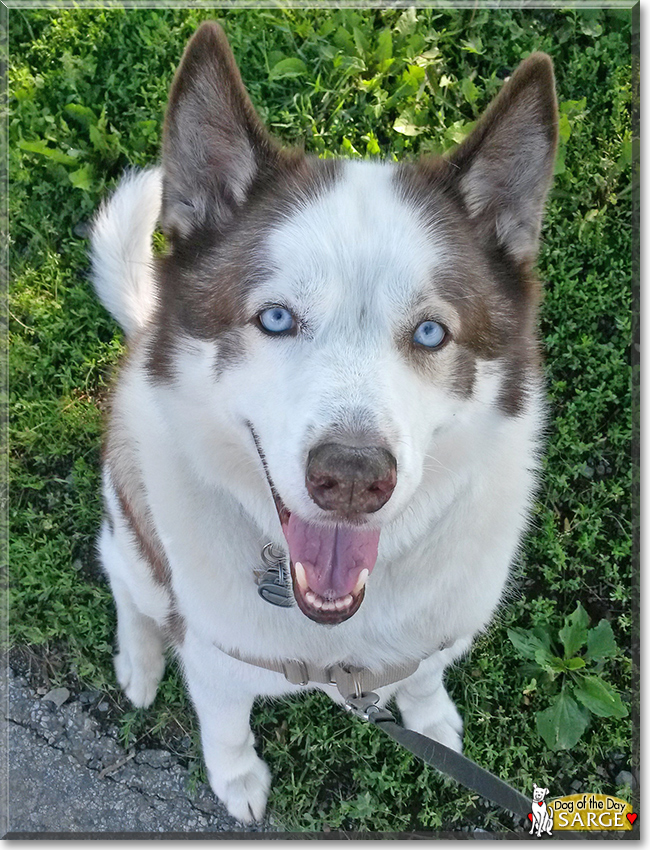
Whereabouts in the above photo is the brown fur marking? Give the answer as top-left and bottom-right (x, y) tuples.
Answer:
(113, 477), (171, 588)
(146, 155), (342, 383)
(164, 606), (187, 647)
(393, 52), (556, 414)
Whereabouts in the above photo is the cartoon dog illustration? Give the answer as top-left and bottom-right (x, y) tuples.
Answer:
(530, 784), (553, 836)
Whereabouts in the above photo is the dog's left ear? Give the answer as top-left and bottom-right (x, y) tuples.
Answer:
(448, 53), (558, 265)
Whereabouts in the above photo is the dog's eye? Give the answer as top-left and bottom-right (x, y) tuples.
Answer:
(258, 306), (295, 335)
(413, 320), (446, 349)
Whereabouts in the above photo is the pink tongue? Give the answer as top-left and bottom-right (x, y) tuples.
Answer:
(283, 514), (380, 598)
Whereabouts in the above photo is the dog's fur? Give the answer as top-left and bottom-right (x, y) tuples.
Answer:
(91, 22), (558, 823)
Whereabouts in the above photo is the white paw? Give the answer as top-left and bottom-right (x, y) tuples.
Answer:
(207, 751), (271, 824)
(419, 706), (464, 753)
(114, 643), (165, 708)
(399, 687), (464, 752)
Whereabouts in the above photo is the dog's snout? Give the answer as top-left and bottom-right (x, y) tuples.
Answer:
(306, 443), (397, 517)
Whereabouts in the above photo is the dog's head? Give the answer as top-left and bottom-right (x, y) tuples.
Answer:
(532, 784), (550, 803)
(149, 23), (557, 625)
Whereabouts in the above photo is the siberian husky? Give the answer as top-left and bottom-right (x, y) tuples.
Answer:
(91, 22), (558, 824)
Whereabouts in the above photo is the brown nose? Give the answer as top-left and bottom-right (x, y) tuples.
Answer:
(306, 443), (397, 517)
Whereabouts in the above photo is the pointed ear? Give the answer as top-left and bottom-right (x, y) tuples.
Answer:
(448, 53), (558, 264)
(161, 21), (279, 239)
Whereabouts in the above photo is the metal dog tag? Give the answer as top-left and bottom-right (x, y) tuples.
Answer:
(257, 543), (294, 608)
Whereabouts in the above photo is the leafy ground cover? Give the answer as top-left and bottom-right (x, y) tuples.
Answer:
(9, 6), (634, 835)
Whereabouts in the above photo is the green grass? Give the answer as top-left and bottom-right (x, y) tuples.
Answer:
(9, 6), (634, 835)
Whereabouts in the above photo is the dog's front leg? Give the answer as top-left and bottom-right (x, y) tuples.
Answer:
(395, 643), (469, 753)
(180, 635), (270, 824)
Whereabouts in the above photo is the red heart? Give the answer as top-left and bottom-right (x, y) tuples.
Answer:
(627, 813), (637, 825)
(527, 813), (533, 822)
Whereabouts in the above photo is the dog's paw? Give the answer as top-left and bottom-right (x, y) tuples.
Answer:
(399, 686), (464, 752)
(208, 751), (271, 824)
(418, 707), (463, 753)
(114, 642), (165, 708)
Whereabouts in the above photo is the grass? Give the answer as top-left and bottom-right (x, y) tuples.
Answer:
(9, 6), (634, 835)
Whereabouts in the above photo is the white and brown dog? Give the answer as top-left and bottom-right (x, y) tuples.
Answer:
(91, 22), (558, 823)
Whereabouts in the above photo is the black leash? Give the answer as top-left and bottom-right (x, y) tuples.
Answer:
(345, 692), (531, 821)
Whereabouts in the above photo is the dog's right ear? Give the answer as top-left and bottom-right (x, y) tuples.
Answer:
(161, 21), (279, 239)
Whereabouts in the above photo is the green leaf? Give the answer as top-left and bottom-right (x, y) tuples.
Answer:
(352, 26), (369, 56)
(65, 103), (96, 128)
(565, 656), (586, 670)
(586, 620), (618, 661)
(69, 165), (93, 191)
(579, 15), (603, 38)
(536, 691), (590, 750)
(443, 119), (475, 147)
(537, 652), (566, 674)
(333, 26), (355, 55)
(18, 139), (78, 166)
(574, 676), (628, 718)
(558, 113), (572, 145)
(341, 137), (361, 157)
(560, 97), (587, 117)
(461, 77), (479, 105)
(364, 132), (381, 156)
(559, 603), (589, 658)
(507, 627), (553, 664)
(461, 37), (484, 55)
(374, 29), (393, 64)
(618, 137), (633, 169)
(393, 111), (423, 137)
(395, 7), (417, 37)
(269, 57), (308, 80)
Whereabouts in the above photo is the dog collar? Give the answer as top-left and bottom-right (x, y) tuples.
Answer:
(212, 638), (422, 699)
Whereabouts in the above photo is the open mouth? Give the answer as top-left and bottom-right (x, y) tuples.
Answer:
(250, 427), (380, 625)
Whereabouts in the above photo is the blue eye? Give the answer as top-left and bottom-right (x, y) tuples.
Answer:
(258, 306), (295, 335)
(413, 320), (446, 349)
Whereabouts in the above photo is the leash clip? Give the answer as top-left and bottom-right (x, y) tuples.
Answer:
(345, 691), (382, 721)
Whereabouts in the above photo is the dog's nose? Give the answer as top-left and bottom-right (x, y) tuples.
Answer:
(306, 443), (397, 517)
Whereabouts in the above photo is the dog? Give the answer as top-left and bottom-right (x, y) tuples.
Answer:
(530, 784), (553, 836)
(90, 21), (558, 824)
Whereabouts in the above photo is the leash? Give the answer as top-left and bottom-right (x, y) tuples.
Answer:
(345, 691), (530, 821)
(245, 542), (531, 822)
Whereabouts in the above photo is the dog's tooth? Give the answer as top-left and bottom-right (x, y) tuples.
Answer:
(353, 569), (369, 595)
(334, 597), (348, 610)
(312, 596), (323, 610)
(322, 600), (335, 611)
(305, 590), (316, 605)
(342, 594), (353, 607)
(294, 562), (308, 591)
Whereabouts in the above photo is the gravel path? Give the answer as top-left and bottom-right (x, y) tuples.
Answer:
(2, 665), (275, 837)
